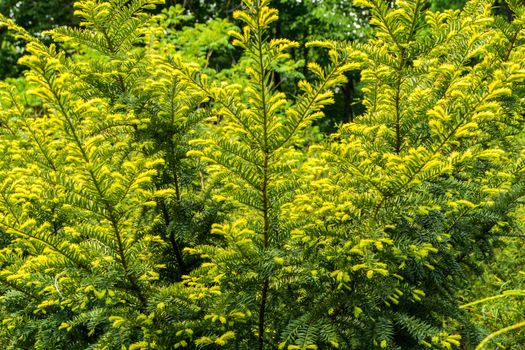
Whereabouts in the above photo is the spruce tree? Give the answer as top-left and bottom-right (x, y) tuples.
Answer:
(281, 0), (525, 348)
(0, 1), (214, 348)
(175, 0), (357, 347)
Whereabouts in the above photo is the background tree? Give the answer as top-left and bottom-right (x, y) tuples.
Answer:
(0, 0), (77, 78)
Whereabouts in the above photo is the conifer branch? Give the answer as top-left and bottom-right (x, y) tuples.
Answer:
(0, 222), (88, 269)
(180, 73), (263, 147)
(0, 278), (38, 300)
(274, 61), (343, 151)
(253, 2), (272, 348)
(38, 58), (148, 309)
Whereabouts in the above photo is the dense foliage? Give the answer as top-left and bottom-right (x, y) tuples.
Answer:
(0, 0), (525, 349)
(0, 0), (78, 78)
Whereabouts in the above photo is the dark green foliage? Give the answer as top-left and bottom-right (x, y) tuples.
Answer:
(0, 0), (77, 78)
